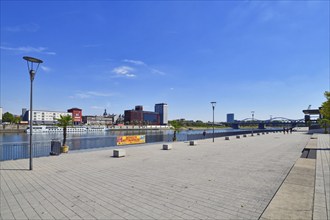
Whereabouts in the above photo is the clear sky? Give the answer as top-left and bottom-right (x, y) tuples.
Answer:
(1, 1), (329, 122)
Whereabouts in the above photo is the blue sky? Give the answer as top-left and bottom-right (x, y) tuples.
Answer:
(1, 1), (329, 122)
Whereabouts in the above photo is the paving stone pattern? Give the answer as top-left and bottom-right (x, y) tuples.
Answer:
(1, 132), (311, 219)
(313, 134), (330, 220)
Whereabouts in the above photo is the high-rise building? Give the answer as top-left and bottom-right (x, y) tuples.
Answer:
(155, 103), (168, 125)
(227, 113), (234, 123)
(124, 105), (162, 125)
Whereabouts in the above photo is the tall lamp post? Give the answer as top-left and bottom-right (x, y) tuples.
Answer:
(23, 56), (43, 171)
(211, 102), (216, 142)
(251, 111), (255, 136)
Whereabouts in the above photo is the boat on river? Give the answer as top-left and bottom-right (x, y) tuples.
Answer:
(26, 125), (108, 133)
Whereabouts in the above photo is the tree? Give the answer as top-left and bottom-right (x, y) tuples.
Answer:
(2, 112), (15, 123)
(13, 116), (21, 124)
(56, 115), (73, 146)
(169, 120), (183, 141)
(319, 91), (330, 133)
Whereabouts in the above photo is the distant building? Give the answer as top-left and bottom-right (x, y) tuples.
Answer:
(82, 115), (115, 125)
(124, 105), (160, 125)
(227, 113), (235, 123)
(22, 109), (71, 125)
(155, 103), (168, 125)
(67, 108), (82, 125)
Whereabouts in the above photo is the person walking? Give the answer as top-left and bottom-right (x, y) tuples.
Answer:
(203, 130), (206, 139)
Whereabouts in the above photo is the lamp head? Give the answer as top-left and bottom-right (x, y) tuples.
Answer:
(23, 56), (43, 64)
(23, 56), (43, 79)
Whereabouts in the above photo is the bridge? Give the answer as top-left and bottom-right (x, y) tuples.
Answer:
(226, 117), (305, 129)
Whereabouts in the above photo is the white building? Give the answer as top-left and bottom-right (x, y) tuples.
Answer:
(23, 109), (71, 125)
(155, 103), (168, 125)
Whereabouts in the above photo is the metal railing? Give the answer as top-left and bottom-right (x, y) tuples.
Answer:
(0, 129), (280, 161)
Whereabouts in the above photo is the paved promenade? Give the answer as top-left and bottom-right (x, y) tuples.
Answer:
(0, 131), (328, 219)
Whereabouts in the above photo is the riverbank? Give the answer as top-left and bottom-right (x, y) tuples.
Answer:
(0, 124), (27, 133)
(0, 124), (171, 134)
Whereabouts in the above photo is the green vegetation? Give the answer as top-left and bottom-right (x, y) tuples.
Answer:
(56, 115), (73, 146)
(319, 91), (330, 133)
(2, 112), (21, 124)
(169, 120), (183, 141)
(169, 119), (228, 130)
(2, 112), (15, 123)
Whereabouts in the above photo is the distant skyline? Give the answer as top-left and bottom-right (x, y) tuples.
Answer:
(1, 1), (329, 122)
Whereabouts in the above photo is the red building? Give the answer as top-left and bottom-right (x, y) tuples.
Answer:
(124, 105), (160, 125)
(67, 108), (82, 125)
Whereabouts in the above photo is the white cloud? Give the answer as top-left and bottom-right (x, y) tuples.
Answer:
(123, 59), (166, 76)
(112, 66), (136, 78)
(123, 59), (146, 66)
(90, 106), (104, 110)
(0, 45), (56, 55)
(70, 91), (114, 99)
(151, 68), (165, 75)
(40, 66), (51, 72)
(4, 23), (39, 32)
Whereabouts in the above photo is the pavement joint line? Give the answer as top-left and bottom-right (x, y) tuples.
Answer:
(2, 130), (328, 219)
(257, 157), (297, 220)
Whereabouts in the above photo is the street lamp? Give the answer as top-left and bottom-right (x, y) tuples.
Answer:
(211, 102), (216, 142)
(23, 56), (43, 171)
(251, 111), (255, 136)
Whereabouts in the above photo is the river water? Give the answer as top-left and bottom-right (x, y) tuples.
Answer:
(0, 128), (272, 161)
(0, 128), (241, 144)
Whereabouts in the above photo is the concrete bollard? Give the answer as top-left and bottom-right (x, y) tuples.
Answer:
(236, 135), (240, 139)
(262, 132), (265, 135)
(163, 144), (172, 150)
(225, 136), (230, 140)
(113, 149), (126, 158)
(257, 133), (260, 135)
(243, 134), (247, 137)
(189, 140), (197, 146)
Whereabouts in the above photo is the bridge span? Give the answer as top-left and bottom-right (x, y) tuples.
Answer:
(227, 117), (305, 129)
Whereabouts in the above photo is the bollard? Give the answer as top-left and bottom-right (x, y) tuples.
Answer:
(243, 134), (247, 137)
(236, 135), (240, 139)
(225, 136), (230, 140)
(113, 149), (126, 158)
(163, 144), (172, 150)
(189, 140), (197, 146)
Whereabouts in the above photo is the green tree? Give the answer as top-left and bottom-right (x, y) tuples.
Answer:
(169, 120), (183, 141)
(2, 112), (15, 123)
(319, 91), (330, 133)
(13, 116), (21, 124)
(56, 115), (73, 146)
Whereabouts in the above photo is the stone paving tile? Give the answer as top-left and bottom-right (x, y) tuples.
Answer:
(313, 134), (329, 220)
(1, 132), (312, 219)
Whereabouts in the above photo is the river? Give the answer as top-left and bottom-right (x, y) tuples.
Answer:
(0, 128), (275, 161)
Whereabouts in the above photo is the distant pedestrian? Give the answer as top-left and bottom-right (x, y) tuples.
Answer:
(203, 130), (206, 139)
(283, 127), (286, 134)
(290, 127), (293, 134)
